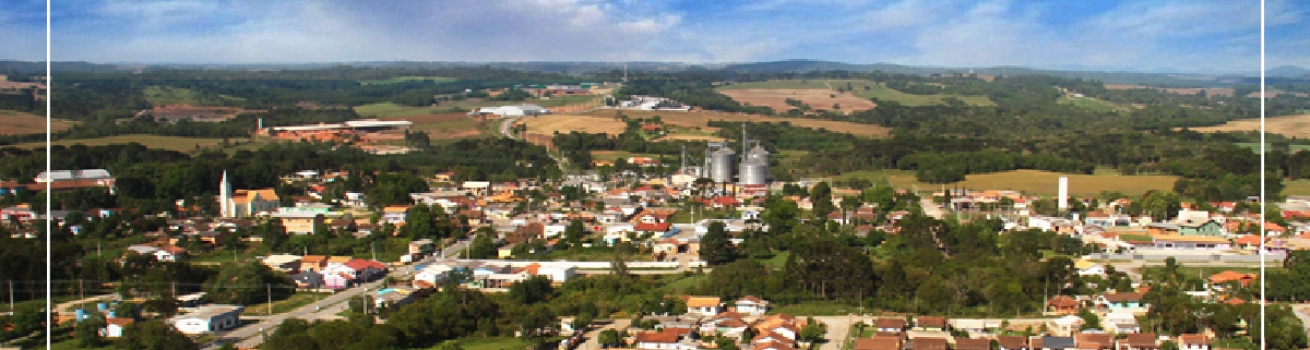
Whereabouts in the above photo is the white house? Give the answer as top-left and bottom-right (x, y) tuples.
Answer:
(1074, 260), (1105, 277)
(1102, 312), (1140, 334)
(686, 296), (722, 317)
(735, 296), (770, 316)
(101, 317), (134, 338)
(168, 305), (244, 335)
(152, 246), (188, 262)
(543, 224), (567, 239)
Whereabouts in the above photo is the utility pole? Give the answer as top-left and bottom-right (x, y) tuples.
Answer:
(7, 280), (12, 312)
(371, 242), (377, 261)
(267, 284), (272, 316)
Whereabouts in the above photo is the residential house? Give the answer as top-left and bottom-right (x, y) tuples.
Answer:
(300, 255), (327, 273)
(1034, 336), (1076, 350)
(1208, 271), (1256, 288)
(853, 336), (902, 350)
(1047, 295), (1081, 315)
(344, 259), (388, 282)
(1176, 218), (1222, 236)
(1075, 260), (1106, 277)
(324, 272), (349, 290)
(1102, 312), (1140, 334)
(1150, 235), (1231, 251)
(153, 246), (188, 262)
(914, 316), (948, 332)
(1097, 293), (1148, 314)
(736, 295), (770, 316)
(1075, 333), (1114, 350)
(325, 256), (352, 269)
(1178, 334), (1209, 350)
(1117, 334), (1159, 350)
(1145, 223), (1180, 236)
(954, 338), (992, 350)
(1044, 315), (1085, 337)
(685, 296), (722, 317)
(168, 305), (244, 335)
(291, 271), (324, 289)
(636, 328), (694, 350)
(998, 336), (1030, 350)
(273, 212), (325, 235)
(262, 254), (302, 273)
(101, 317), (134, 338)
(908, 337), (949, 350)
(874, 318), (906, 333)
(382, 205), (410, 225)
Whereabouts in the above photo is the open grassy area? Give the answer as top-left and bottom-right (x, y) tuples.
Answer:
(1059, 95), (1130, 113)
(358, 76), (456, 85)
(581, 109), (892, 138)
(769, 301), (862, 316)
(1190, 114), (1310, 138)
(718, 79), (994, 107)
(143, 86), (202, 106)
(662, 275), (708, 294)
(1285, 180), (1310, 196)
(835, 169), (1178, 197)
(0, 109), (72, 135)
(436, 336), (567, 350)
(242, 292), (331, 316)
(19, 135), (229, 153)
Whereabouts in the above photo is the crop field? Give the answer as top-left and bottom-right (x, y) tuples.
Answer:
(17, 134), (228, 152)
(0, 109), (70, 134)
(838, 169), (1178, 196)
(581, 110), (892, 137)
(1105, 84), (1236, 97)
(519, 115), (628, 137)
(1188, 114), (1310, 138)
(719, 79), (995, 107)
(718, 88), (877, 114)
(358, 76), (456, 85)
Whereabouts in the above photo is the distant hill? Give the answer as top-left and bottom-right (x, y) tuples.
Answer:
(1267, 65), (1310, 78)
(0, 60), (120, 74)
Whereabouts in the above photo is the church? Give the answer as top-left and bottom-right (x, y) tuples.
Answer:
(218, 171), (280, 218)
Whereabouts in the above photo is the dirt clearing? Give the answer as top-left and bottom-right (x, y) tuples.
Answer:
(718, 89), (877, 114)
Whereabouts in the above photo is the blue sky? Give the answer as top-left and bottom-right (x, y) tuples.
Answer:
(0, 0), (1306, 73)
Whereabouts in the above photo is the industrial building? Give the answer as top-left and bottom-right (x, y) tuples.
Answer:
(262, 119), (414, 142)
(695, 124), (770, 186)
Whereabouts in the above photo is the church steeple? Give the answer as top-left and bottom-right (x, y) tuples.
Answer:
(219, 171), (232, 218)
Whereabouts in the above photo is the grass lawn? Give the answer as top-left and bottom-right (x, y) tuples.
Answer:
(662, 275), (707, 294)
(242, 292), (332, 316)
(1117, 233), (1153, 242)
(769, 301), (862, 316)
(1139, 266), (1282, 280)
(763, 252), (791, 269)
(1285, 179), (1310, 196)
(20, 135), (228, 153)
(358, 76), (456, 85)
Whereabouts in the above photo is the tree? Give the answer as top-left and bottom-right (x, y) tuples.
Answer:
(75, 313), (107, 347)
(799, 318), (826, 350)
(509, 275), (554, 305)
(1078, 307), (1101, 330)
(810, 182), (835, 219)
(117, 319), (196, 350)
(564, 219), (587, 243)
(203, 262), (294, 305)
(699, 221), (737, 265)
(598, 329), (621, 348)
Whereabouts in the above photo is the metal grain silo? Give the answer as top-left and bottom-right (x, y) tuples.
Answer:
(738, 145), (771, 185)
(710, 148), (736, 183)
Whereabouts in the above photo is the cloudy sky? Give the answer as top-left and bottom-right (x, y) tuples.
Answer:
(1, 0), (1306, 73)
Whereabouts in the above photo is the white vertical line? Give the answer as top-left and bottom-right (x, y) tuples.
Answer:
(45, 0), (52, 348)
(1259, 0), (1266, 349)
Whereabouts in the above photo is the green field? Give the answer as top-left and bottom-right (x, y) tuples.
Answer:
(718, 79), (995, 107)
(20, 135), (230, 152)
(354, 102), (448, 118)
(1285, 180), (1310, 196)
(834, 169), (1178, 197)
(358, 76), (456, 85)
(143, 86), (203, 105)
(1059, 95), (1129, 113)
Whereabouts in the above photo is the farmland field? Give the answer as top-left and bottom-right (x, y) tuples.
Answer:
(837, 169), (1178, 196)
(578, 109), (892, 137)
(358, 76), (456, 85)
(1105, 84), (1236, 97)
(0, 109), (71, 134)
(719, 79), (995, 107)
(17, 134), (228, 152)
(381, 113), (487, 139)
(1188, 114), (1310, 138)
(519, 115), (628, 136)
(718, 88), (877, 114)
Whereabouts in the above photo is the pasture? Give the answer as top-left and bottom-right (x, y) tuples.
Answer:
(1105, 84), (1236, 97)
(719, 79), (995, 107)
(1188, 114), (1310, 138)
(838, 169), (1179, 196)
(718, 88), (877, 114)
(1059, 95), (1130, 113)
(0, 109), (71, 135)
(17, 135), (228, 152)
(519, 115), (629, 137)
(581, 109), (892, 137)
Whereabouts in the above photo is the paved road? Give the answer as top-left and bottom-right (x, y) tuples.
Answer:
(1098, 258), (1284, 284)
(200, 280), (384, 350)
(499, 116), (521, 139)
(814, 315), (871, 350)
(577, 319), (630, 350)
(919, 198), (945, 220)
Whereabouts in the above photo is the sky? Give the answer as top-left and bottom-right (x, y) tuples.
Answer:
(0, 0), (1306, 73)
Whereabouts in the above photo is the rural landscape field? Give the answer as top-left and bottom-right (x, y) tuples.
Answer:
(1188, 113), (1310, 138)
(0, 109), (69, 135)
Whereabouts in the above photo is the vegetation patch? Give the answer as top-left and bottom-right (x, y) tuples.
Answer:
(1188, 114), (1310, 138)
(0, 109), (72, 135)
(358, 76), (456, 85)
(17, 134), (230, 152)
